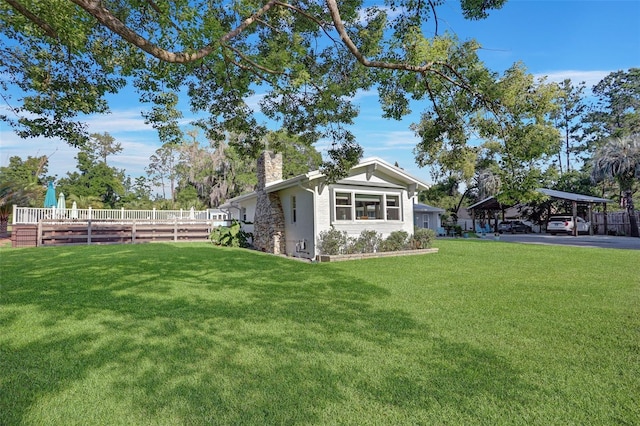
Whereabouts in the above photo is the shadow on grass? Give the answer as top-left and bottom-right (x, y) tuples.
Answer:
(1, 243), (532, 423)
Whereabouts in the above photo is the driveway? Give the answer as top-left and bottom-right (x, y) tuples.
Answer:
(495, 233), (640, 250)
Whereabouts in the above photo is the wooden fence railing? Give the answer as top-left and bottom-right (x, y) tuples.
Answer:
(32, 220), (218, 247)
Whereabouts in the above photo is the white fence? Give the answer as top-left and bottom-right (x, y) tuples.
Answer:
(12, 206), (229, 225)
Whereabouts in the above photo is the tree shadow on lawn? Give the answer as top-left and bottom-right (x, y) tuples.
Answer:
(1, 244), (536, 423)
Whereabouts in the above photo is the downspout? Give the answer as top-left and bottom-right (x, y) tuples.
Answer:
(298, 181), (317, 260)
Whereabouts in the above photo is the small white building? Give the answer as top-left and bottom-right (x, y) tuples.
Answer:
(220, 152), (431, 260)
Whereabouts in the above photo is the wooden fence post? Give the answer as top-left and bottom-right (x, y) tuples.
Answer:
(87, 220), (92, 245)
(36, 221), (42, 247)
(174, 218), (178, 241)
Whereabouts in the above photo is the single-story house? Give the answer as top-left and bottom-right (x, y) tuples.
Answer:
(220, 152), (431, 260)
(413, 203), (445, 231)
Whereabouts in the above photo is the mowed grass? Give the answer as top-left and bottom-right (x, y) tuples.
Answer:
(1, 240), (638, 425)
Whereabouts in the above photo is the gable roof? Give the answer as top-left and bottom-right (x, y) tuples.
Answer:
(221, 157), (430, 206)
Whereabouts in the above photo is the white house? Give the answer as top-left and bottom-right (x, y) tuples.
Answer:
(220, 152), (431, 260)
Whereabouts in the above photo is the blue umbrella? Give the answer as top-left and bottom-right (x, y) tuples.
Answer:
(44, 181), (57, 207)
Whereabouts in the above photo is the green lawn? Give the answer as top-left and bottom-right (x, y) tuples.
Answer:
(1, 240), (638, 425)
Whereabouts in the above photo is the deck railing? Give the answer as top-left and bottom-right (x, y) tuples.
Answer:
(12, 205), (229, 225)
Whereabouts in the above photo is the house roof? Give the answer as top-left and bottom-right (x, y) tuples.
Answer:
(413, 203), (445, 213)
(536, 188), (613, 204)
(221, 157), (430, 208)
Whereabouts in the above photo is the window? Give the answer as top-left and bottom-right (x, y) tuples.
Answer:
(423, 215), (429, 229)
(356, 194), (382, 219)
(241, 207), (247, 222)
(334, 191), (401, 221)
(291, 195), (297, 223)
(386, 195), (400, 221)
(335, 192), (352, 220)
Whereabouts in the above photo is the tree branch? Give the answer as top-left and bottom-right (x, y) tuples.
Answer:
(70, 0), (281, 63)
(221, 43), (284, 75)
(4, 0), (59, 39)
(326, 0), (438, 73)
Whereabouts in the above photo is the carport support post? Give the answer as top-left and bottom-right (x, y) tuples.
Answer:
(588, 203), (594, 235)
(471, 210), (476, 232)
(572, 201), (578, 237)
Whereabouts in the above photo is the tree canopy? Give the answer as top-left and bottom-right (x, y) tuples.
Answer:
(2, 0), (510, 178)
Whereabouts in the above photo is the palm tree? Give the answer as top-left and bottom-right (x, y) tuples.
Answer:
(67, 194), (104, 209)
(0, 181), (32, 237)
(591, 135), (640, 237)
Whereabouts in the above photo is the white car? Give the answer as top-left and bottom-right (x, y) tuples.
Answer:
(546, 215), (590, 235)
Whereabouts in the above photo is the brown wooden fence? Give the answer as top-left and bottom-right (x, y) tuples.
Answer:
(592, 211), (640, 236)
(12, 220), (215, 247)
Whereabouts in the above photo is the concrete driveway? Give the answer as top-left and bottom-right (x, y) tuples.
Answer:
(494, 233), (640, 250)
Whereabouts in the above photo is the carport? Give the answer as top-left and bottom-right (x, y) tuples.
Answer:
(467, 189), (613, 236)
(536, 188), (613, 236)
(467, 196), (514, 233)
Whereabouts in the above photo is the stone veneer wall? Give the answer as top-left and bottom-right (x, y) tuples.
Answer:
(253, 152), (286, 254)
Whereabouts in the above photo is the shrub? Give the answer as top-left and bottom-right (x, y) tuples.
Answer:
(411, 228), (435, 249)
(210, 220), (252, 248)
(318, 226), (349, 255)
(349, 229), (383, 254)
(380, 230), (409, 252)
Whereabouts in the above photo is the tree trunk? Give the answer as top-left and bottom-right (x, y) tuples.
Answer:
(0, 217), (8, 237)
(625, 191), (639, 237)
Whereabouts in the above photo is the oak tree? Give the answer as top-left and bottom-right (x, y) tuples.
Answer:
(2, 0), (509, 178)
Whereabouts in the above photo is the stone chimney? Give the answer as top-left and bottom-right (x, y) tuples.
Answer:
(253, 151), (286, 254)
(257, 151), (283, 190)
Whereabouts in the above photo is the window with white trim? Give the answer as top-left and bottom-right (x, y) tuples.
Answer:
(355, 194), (383, 219)
(386, 195), (400, 220)
(335, 192), (352, 220)
(334, 191), (401, 221)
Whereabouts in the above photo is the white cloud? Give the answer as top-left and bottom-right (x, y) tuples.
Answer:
(0, 109), (162, 179)
(82, 109), (155, 133)
(535, 70), (611, 89)
(244, 93), (267, 111)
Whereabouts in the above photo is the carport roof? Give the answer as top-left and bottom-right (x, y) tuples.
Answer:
(536, 188), (613, 204)
(467, 188), (613, 213)
(467, 196), (512, 211)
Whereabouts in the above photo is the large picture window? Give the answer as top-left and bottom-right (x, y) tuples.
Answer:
(334, 191), (401, 221)
(355, 194), (382, 219)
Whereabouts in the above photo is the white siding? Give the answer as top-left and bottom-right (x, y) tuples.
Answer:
(315, 185), (332, 235)
(279, 186), (316, 259)
(342, 167), (409, 187)
(319, 183), (415, 241)
(227, 198), (256, 237)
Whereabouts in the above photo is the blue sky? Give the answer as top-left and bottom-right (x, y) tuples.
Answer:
(1, 0), (639, 188)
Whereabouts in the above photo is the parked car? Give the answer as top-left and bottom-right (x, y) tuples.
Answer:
(546, 215), (590, 235)
(498, 220), (533, 234)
